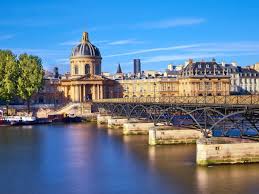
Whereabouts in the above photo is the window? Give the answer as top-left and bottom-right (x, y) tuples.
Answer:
(133, 85), (136, 92)
(85, 64), (90, 75)
(216, 82), (221, 91)
(74, 65), (79, 75)
(198, 83), (203, 91)
(205, 82), (212, 91)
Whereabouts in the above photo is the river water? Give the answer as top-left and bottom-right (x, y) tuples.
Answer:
(0, 123), (259, 194)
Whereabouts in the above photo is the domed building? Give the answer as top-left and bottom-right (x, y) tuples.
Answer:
(70, 32), (102, 77)
(59, 32), (117, 102)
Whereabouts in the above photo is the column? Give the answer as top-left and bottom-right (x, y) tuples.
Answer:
(77, 85), (80, 102)
(97, 85), (100, 99)
(83, 85), (86, 102)
(73, 85), (76, 102)
(79, 85), (82, 102)
(100, 85), (103, 99)
(72, 85), (75, 102)
(65, 86), (68, 98)
(92, 85), (96, 100)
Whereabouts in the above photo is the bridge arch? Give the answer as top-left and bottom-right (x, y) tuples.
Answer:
(155, 106), (204, 133)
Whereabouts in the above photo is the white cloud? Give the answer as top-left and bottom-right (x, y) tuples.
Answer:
(138, 18), (206, 29)
(104, 41), (259, 58)
(104, 44), (202, 58)
(0, 34), (14, 41)
(188, 42), (259, 53)
(93, 40), (110, 44)
(59, 40), (79, 46)
(59, 38), (143, 47)
(141, 52), (259, 64)
(107, 39), (144, 46)
(59, 39), (111, 46)
(56, 58), (69, 64)
(85, 18), (205, 32)
(0, 19), (61, 27)
(9, 48), (67, 56)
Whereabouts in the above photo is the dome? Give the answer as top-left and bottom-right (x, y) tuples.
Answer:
(71, 32), (101, 58)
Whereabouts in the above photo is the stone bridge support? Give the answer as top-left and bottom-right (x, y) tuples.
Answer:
(149, 126), (203, 145)
(123, 121), (155, 135)
(197, 137), (259, 165)
(107, 117), (130, 129)
(97, 114), (112, 124)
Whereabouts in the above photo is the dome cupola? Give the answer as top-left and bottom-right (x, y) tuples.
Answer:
(71, 32), (101, 58)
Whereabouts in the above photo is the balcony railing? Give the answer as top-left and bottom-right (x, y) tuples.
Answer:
(93, 95), (259, 106)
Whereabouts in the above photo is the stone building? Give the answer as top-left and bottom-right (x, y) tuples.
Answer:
(58, 32), (116, 102)
(178, 60), (231, 96)
(33, 78), (67, 105)
(118, 78), (179, 98)
(115, 60), (232, 98)
(226, 64), (259, 94)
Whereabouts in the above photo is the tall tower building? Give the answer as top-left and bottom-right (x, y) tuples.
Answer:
(116, 63), (122, 74)
(54, 67), (59, 78)
(133, 59), (141, 75)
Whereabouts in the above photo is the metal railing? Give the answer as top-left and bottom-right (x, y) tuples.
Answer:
(93, 95), (259, 106)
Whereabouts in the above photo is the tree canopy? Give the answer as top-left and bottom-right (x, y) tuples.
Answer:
(17, 54), (44, 112)
(0, 50), (18, 106)
(0, 50), (44, 113)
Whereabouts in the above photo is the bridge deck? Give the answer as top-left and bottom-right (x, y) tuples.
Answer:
(94, 95), (259, 107)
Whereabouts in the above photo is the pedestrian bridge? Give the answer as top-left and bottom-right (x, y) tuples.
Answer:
(93, 95), (259, 138)
(94, 95), (259, 107)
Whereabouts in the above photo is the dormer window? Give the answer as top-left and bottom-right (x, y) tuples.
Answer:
(198, 65), (201, 68)
(206, 64), (210, 68)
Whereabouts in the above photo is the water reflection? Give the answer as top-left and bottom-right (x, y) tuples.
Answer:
(1, 123), (259, 194)
(196, 164), (259, 194)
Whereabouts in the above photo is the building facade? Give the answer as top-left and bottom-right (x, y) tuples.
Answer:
(224, 64), (259, 94)
(178, 60), (231, 96)
(58, 32), (116, 102)
(112, 60), (232, 98)
(118, 78), (179, 98)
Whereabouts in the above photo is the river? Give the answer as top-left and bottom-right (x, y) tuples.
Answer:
(0, 123), (259, 194)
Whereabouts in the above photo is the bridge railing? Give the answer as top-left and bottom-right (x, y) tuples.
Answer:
(93, 95), (259, 106)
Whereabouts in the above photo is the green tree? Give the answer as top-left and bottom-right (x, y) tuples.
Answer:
(0, 50), (18, 115)
(17, 53), (44, 113)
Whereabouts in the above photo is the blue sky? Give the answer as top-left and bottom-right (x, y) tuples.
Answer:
(1, 0), (259, 73)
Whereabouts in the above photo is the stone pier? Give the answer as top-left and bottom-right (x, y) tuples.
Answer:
(123, 121), (154, 135)
(196, 137), (259, 166)
(149, 126), (203, 146)
(83, 113), (97, 122)
(107, 117), (129, 129)
(97, 114), (112, 124)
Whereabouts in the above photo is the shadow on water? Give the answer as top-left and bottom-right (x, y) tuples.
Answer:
(0, 123), (259, 194)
